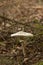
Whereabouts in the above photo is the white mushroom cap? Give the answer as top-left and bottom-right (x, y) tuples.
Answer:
(11, 31), (33, 37)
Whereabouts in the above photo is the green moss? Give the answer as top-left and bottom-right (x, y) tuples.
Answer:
(34, 61), (43, 65)
(0, 56), (13, 65)
(0, 42), (5, 46)
(34, 24), (43, 29)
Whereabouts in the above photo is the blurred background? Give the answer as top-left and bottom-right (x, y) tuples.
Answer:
(0, 0), (43, 65)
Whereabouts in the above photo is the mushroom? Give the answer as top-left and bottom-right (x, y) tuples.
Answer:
(11, 31), (33, 57)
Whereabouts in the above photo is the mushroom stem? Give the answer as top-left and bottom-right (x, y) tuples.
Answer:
(21, 40), (26, 57)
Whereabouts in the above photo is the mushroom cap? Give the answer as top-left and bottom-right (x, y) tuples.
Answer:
(11, 31), (33, 37)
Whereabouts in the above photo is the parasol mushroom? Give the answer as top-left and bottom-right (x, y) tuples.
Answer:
(11, 31), (33, 57)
